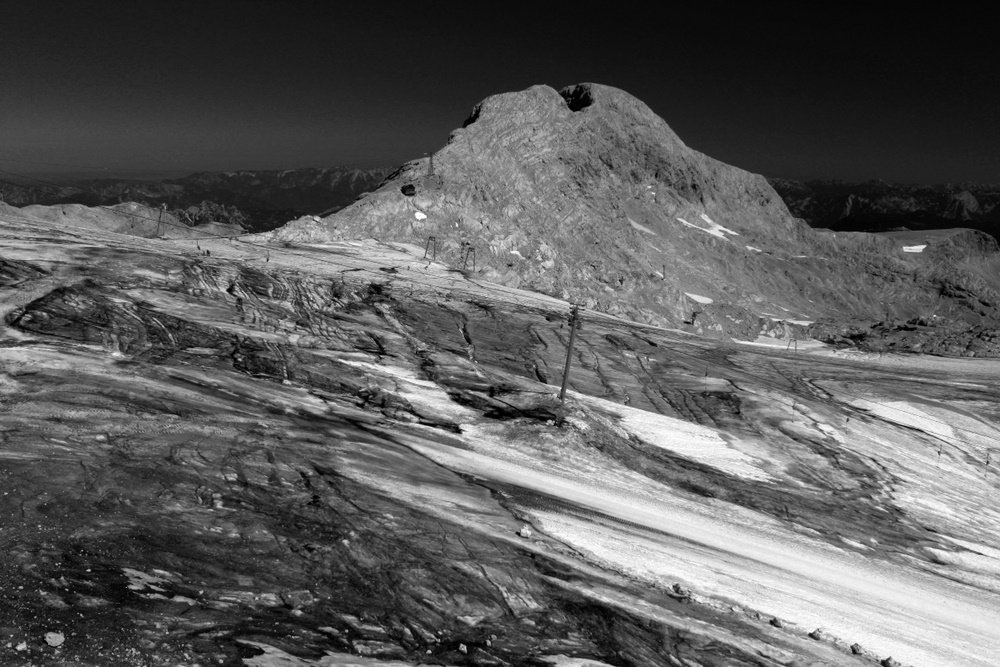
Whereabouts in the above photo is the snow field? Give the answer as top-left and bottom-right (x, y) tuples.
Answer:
(390, 432), (1000, 667)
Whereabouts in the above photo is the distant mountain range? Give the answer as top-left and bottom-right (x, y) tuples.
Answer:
(0, 167), (390, 232)
(770, 178), (1000, 238)
(6, 167), (997, 241)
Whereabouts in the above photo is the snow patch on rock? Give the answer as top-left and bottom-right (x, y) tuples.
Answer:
(676, 216), (739, 240)
(849, 398), (955, 441)
(628, 218), (656, 235)
(577, 394), (772, 482)
(683, 292), (713, 305)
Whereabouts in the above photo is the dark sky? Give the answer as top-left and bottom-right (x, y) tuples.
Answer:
(2, 2), (997, 183)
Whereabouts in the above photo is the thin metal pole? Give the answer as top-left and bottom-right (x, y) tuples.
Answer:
(559, 305), (581, 402)
(461, 243), (476, 271)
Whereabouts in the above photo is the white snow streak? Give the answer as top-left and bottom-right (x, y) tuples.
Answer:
(676, 215), (739, 239)
(628, 219), (656, 235)
(849, 398), (955, 441)
(577, 393), (772, 482)
(683, 292), (714, 305)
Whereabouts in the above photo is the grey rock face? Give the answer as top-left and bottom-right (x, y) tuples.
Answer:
(270, 84), (1000, 348)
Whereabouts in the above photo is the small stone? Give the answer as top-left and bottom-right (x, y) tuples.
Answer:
(671, 582), (691, 600)
(880, 658), (899, 667)
(280, 589), (315, 609)
(15, 642), (27, 651)
(850, 643), (863, 655)
(517, 525), (532, 539)
(458, 643), (468, 654)
(45, 632), (65, 647)
(486, 639), (492, 647)
(808, 628), (825, 641)
(769, 617), (783, 628)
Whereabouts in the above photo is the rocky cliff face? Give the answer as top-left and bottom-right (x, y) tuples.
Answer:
(269, 84), (1000, 349)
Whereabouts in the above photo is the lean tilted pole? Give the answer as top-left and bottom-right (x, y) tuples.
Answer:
(559, 304), (581, 402)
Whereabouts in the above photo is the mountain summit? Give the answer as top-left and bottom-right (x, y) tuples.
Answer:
(271, 83), (1000, 348)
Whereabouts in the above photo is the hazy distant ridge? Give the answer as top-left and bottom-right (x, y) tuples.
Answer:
(770, 178), (1000, 237)
(0, 166), (390, 232)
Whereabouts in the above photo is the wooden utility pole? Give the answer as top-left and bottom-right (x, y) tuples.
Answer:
(559, 304), (582, 402)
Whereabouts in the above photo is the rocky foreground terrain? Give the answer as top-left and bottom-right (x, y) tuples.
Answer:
(2, 204), (1000, 667)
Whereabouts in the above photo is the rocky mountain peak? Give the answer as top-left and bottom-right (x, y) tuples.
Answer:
(270, 83), (806, 333)
(268, 83), (1000, 341)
